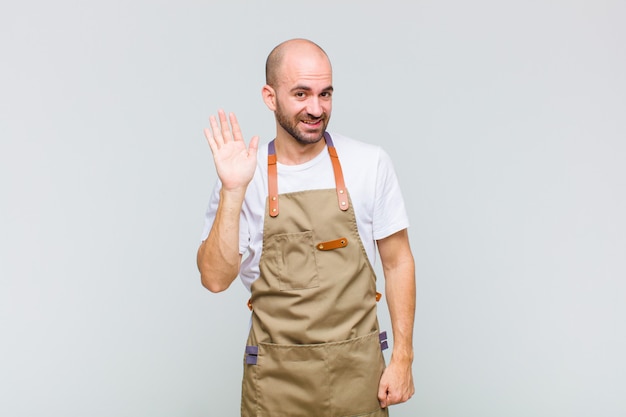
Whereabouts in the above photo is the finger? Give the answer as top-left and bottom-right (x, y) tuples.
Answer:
(386, 391), (400, 406)
(208, 115), (223, 147)
(218, 109), (233, 143)
(377, 384), (388, 408)
(229, 112), (243, 142)
(385, 388), (412, 407)
(248, 135), (260, 154)
(379, 396), (388, 409)
(204, 128), (218, 154)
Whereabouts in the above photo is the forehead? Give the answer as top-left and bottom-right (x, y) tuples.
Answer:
(277, 51), (333, 90)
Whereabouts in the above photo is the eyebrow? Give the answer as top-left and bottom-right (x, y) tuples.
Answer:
(290, 85), (334, 93)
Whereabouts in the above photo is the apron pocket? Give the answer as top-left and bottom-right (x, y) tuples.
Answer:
(256, 343), (329, 417)
(255, 331), (385, 417)
(265, 231), (320, 291)
(328, 331), (385, 416)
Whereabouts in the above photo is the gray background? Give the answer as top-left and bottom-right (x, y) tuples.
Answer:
(1, 1), (625, 416)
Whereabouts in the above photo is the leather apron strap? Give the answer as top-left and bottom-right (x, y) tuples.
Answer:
(267, 132), (349, 217)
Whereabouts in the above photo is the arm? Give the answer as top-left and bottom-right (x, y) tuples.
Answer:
(376, 228), (416, 407)
(197, 188), (245, 292)
(197, 110), (259, 293)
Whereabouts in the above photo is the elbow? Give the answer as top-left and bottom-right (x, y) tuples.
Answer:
(199, 267), (238, 293)
(204, 282), (229, 293)
(196, 244), (241, 293)
(200, 273), (230, 293)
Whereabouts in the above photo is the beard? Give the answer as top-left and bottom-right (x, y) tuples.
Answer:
(275, 99), (329, 145)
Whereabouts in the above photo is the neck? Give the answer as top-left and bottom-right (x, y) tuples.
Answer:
(274, 132), (327, 165)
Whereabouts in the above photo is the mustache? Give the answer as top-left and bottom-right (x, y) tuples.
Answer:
(301, 112), (326, 122)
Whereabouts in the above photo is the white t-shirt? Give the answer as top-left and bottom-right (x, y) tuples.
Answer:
(201, 132), (410, 291)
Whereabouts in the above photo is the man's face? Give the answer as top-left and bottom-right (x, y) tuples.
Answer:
(273, 53), (333, 145)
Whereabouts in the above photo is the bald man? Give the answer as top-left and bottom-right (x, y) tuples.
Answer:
(198, 39), (415, 416)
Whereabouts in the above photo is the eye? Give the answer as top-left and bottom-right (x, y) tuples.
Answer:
(295, 91), (306, 98)
(321, 91), (332, 98)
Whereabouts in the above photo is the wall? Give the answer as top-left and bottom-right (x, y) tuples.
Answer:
(1, 1), (625, 416)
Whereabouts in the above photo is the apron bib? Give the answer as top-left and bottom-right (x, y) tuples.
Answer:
(241, 133), (388, 417)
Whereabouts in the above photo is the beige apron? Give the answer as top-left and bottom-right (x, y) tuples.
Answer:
(241, 133), (388, 417)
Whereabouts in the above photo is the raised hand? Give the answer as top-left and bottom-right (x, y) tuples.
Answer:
(204, 109), (259, 192)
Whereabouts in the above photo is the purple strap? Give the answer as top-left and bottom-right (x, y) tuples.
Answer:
(379, 331), (389, 351)
(245, 345), (259, 365)
(323, 131), (334, 146)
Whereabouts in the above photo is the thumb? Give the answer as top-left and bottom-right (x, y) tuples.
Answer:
(248, 135), (260, 154)
(378, 383), (389, 408)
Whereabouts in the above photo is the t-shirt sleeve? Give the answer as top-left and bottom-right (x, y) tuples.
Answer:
(200, 179), (221, 242)
(372, 148), (410, 240)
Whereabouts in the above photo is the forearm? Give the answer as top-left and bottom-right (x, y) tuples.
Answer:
(384, 257), (416, 364)
(376, 230), (416, 407)
(197, 188), (246, 292)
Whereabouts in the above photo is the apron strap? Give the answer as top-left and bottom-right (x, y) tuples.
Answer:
(266, 133), (349, 217)
(379, 331), (389, 351)
(268, 140), (279, 217)
(324, 132), (350, 211)
(245, 345), (258, 364)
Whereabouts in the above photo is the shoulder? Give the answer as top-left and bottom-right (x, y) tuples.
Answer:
(328, 132), (396, 174)
(257, 139), (270, 161)
(329, 132), (382, 156)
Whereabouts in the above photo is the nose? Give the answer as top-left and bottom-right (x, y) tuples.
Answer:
(306, 97), (323, 118)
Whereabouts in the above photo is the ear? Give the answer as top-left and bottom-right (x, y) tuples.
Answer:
(261, 84), (277, 111)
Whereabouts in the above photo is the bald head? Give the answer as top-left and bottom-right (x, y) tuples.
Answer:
(265, 39), (331, 87)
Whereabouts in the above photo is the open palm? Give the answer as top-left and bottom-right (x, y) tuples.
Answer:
(204, 110), (259, 191)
